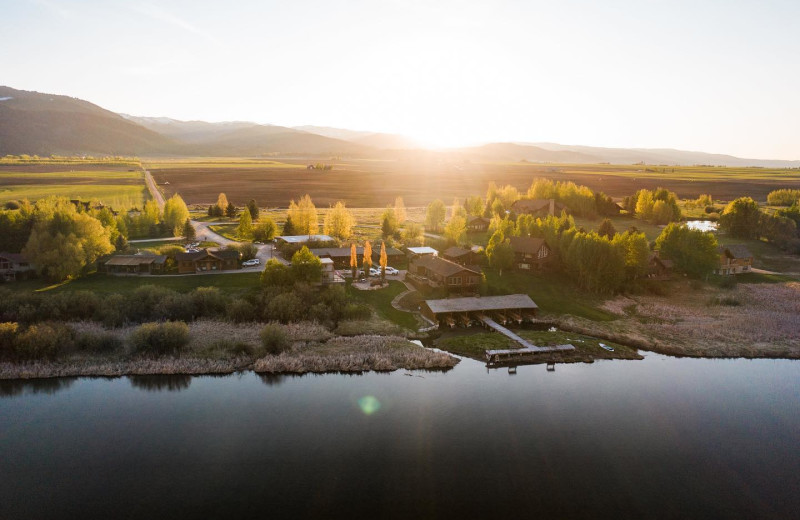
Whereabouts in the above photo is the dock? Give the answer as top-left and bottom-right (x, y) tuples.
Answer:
(480, 315), (574, 364)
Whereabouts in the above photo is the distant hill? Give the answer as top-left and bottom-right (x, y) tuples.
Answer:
(120, 115), (371, 156)
(2, 85), (798, 165)
(295, 125), (422, 150)
(524, 142), (800, 168)
(0, 86), (177, 156)
(457, 142), (601, 163)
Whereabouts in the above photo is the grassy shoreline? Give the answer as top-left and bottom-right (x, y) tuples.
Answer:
(0, 320), (458, 380)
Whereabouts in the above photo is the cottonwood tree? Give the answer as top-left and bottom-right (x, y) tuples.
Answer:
(425, 199), (446, 232)
(402, 222), (424, 246)
(215, 193), (229, 217)
(323, 201), (354, 240)
(291, 246), (322, 283)
(655, 223), (719, 279)
(253, 217), (277, 242)
(23, 200), (113, 281)
(287, 194), (318, 235)
(393, 197), (407, 225)
(163, 194), (189, 236)
(444, 214), (467, 245)
(720, 197), (761, 239)
(237, 208), (253, 239)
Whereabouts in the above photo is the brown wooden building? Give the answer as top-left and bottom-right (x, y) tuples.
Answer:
(421, 294), (538, 328)
(715, 245), (754, 275)
(0, 252), (34, 281)
(176, 249), (240, 274)
(309, 246), (404, 269)
(510, 199), (567, 218)
(508, 237), (553, 271)
(408, 255), (481, 291)
(647, 253), (673, 279)
(103, 255), (167, 275)
(466, 216), (490, 232)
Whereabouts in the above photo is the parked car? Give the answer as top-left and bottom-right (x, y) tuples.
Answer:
(385, 267), (399, 275)
(369, 267), (381, 276)
(242, 259), (261, 267)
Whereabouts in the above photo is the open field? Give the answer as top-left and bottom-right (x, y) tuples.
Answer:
(0, 163), (148, 209)
(147, 158), (800, 207)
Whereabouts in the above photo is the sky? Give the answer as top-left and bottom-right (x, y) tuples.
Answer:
(1, 0), (799, 159)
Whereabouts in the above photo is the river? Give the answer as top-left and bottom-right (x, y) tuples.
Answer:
(1, 353), (798, 519)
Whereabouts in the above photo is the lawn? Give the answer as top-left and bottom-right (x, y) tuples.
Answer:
(483, 269), (617, 321)
(6, 272), (262, 295)
(436, 329), (639, 362)
(346, 281), (418, 330)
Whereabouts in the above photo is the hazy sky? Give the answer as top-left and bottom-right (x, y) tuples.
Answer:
(2, 0), (799, 158)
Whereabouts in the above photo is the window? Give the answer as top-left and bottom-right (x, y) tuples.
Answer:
(449, 277), (461, 285)
(538, 247), (548, 259)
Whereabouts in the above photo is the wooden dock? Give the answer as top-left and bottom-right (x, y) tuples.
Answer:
(479, 315), (574, 364)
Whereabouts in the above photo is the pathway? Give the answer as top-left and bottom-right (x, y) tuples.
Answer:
(143, 170), (165, 209)
(479, 316), (575, 353)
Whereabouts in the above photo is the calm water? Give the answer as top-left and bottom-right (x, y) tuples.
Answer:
(686, 220), (719, 232)
(1, 354), (799, 519)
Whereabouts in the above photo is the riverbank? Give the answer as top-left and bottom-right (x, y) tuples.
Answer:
(0, 320), (458, 379)
(435, 329), (643, 364)
(557, 280), (800, 359)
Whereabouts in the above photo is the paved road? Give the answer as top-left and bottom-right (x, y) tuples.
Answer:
(143, 170), (165, 209)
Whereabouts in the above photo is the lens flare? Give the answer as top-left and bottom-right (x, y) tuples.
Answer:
(358, 395), (381, 416)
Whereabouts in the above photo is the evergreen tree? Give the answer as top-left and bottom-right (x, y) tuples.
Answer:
(247, 199), (260, 221)
(182, 219), (196, 242)
(226, 202), (238, 219)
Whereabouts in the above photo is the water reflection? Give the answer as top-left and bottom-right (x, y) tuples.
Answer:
(257, 373), (287, 387)
(0, 377), (76, 397)
(128, 375), (191, 392)
(686, 220), (718, 232)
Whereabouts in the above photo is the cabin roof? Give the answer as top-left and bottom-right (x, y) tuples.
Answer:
(275, 235), (335, 244)
(413, 255), (480, 277)
(442, 246), (471, 258)
(407, 246), (438, 255)
(105, 255), (167, 266)
(719, 245), (753, 259)
(0, 252), (26, 263)
(424, 294), (538, 314)
(508, 236), (549, 255)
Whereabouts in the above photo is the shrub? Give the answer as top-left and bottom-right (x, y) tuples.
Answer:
(717, 275), (738, 289)
(260, 323), (290, 355)
(0, 322), (19, 359)
(226, 299), (256, 323)
(93, 293), (127, 327)
(191, 287), (228, 318)
(75, 332), (123, 353)
(129, 321), (190, 355)
(265, 293), (305, 323)
(14, 323), (74, 359)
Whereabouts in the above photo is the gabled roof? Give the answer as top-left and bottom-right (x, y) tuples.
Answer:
(466, 216), (490, 225)
(407, 246), (438, 256)
(648, 254), (673, 269)
(176, 248), (239, 262)
(412, 255), (480, 277)
(275, 235), (335, 244)
(105, 255), (167, 266)
(424, 294), (538, 314)
(719, 245), (753, 259)
(510, 199), (567, 214)
(442, 246), (471, 258)
(0, 252), (26, 263)
(508, 236), (549, 255)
